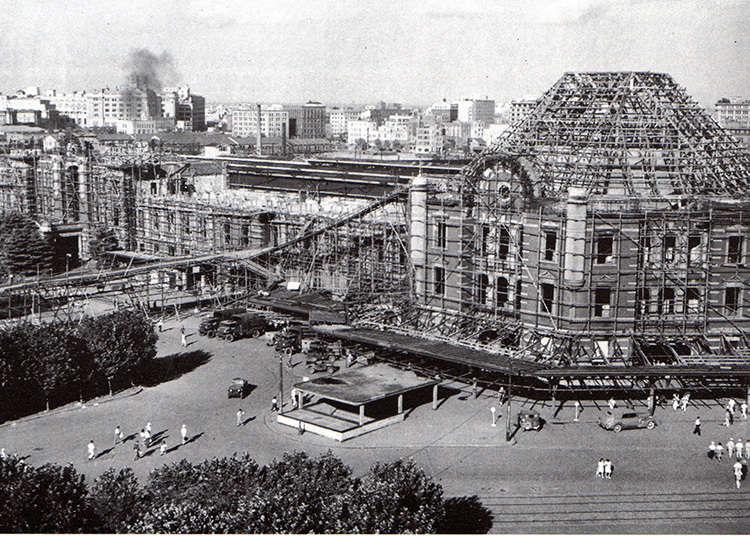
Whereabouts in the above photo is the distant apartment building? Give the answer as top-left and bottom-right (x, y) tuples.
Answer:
(161, 86), (206, 131)
(415, 123), (446, 155)
(361, 102), (405, 126)
(457, 98), (495, 123)
(45, 90), (89, 126)
(285, 101), (326, 138)
(378, 114), (416, 145)
(426, 100), (458, 123)
(510, 98), (539, 123)
(231, 105), (290, 138)
(328, 107), (361, 138)
(715, 97), (750, 149)
(85, 87), (161, 128)
(347, 120), (378, 145)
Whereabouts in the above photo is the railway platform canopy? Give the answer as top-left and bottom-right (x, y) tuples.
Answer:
(277, 362), (439, 442)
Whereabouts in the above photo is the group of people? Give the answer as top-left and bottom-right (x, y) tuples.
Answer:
(672, 393), (691, 412)
(87, 421), (191, 462)
(708, 438), (749, 489)
(596, 458), (614, 479)
(722, 398), (748, 427)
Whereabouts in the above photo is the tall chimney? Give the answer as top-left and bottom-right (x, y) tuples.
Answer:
(256, 104), (262, 157)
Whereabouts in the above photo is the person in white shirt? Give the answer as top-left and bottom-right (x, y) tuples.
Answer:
(708, 441), (717, 460)
(596, 458), (605, 479)
(716, 442), (725, 462)
(604, 459), (613, 479)
(736, 439), (744, 460)
(741, 401), (748, 420)
(181, 424), (188, 444)
(733, 461), (743, 489)
(728, 438), (735, 458)
(87, 440), (96, 460)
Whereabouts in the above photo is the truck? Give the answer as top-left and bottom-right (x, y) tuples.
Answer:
(199, 307), (247, 338)
(216, 312), (268, 342)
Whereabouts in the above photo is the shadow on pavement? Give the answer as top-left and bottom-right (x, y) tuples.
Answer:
(144, 350), (212, 386)
(185, 432), (203, 445)
(437, 495), (494, 533)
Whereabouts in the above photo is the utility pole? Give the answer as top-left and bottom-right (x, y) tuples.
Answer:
(505, 367), (512, 442)
(278, 352), (284, 414)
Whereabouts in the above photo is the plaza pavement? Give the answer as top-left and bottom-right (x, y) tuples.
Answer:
(2, 314), (750, 533)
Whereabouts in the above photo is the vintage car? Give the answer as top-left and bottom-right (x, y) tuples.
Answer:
(517, 409), (544, 431)
(599, 409), (656, 432)
(228, 377), (249, 399)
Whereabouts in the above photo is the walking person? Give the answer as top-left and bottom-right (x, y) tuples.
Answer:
(728, 438), (735, 459)
(734, 460), (744, 489)
(133, 442), (141, 461)
(708, 441), (717, 460)
(716, 442), (725, 462)
(160, 441), (167, 456)
(724, 408), (732, 427)
(114, 425), (121, 447)
(87, 440), (96, 461)
(736, 439), (744, 460)
(157, 317), (163, 333)
(181, 424), (188, 445)
(144, 428), (152, 448)
(271, 395), (279, 412)
(608, 397), (616, 410)
(180, 325), (187, 348)
(681, 393), (690, 412)
(596, 458), (605, 479)
(236, 408), (245, 427)
(728, 398), (737, 415)
(672, 393), (680, 411)
(604, 459), (613, 479)
(146, 421), (152, 435)
(693, 416), (701, 435)
(741, 401), (748, 420)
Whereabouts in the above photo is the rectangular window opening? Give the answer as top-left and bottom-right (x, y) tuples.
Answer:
(726, 287), (741, 316)
(596, 235), (614, 264)
(541, 283), (555, 314)
(436, 221), (447, 249)
(728, 236), (744, 264)
(594, 287), (611, 317)
(544, 231), (557, 262)
(433, 266), (445, 296)
(663, 235), (676, 263)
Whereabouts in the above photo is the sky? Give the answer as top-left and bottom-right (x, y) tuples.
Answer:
(0, 0), (748, 108)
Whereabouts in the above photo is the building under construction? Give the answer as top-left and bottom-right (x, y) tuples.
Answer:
(1, 71), (750, 395)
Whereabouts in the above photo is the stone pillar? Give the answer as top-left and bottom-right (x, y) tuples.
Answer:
(432, 384), (439, 410)
(359, 404), (365, 426)
(563, 187), (587, 287)
(409, 174), (428, 300)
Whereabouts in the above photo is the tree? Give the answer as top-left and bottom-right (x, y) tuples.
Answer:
(355, 138), (368, 151)
(0, 212), (54, 277)
(334, 459), (446, 534)
(0, 457), (95, 532)
(78, 309), (157, 393)
(88, 226), (119, 268)
(90, 468), (143, 532)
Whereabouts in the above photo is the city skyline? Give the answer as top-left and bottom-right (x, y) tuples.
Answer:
(1, 0), (748, 108)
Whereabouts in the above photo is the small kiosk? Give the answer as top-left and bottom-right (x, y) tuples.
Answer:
(277, 363), (440, 442)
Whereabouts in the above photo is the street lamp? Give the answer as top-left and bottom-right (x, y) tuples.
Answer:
(490, 406), (497, 427)
(65, 253), (72, 284)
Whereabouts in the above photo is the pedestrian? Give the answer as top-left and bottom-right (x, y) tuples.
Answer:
(119, 429), (125, 443)
(157, 317), (163, 333)
(604, 459), (613, 479)
(729, 409), (735, 426)
(181, 424), (188, 445)
(180, 325), (187, 348)
(681, 393), (690, 412)
(596, 458), (605, 479)
(672, 394), (680, 411)
(144, 428), (152, 447)
(693, 416), (701, 435)
(728, 438), (735, 458)
(737, 439), (744, 460)
(271, 395), (279, 412)
(708, 441), (716, 460)
(146, 421), (152, 435)
(728, 398), (737, 415)
(724, 409), (732, 427)
(87, 440), (96, 461)
(498, 386), (506, 405)
(236, 408), (245, 427)
(133, 442), (141, 461)
(717, 442), (725, 462)
(608, 397), (616, 410)
(734, 460), (743, 489)
(160, 441), (167, 456)
(139, 428), (146, 444)
(114, 425), (121, 446)
(741, 401), (748, 420)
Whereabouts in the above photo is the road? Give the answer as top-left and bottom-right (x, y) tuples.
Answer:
(1, 314), (749, 533)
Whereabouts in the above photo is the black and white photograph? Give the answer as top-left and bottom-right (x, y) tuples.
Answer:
(0, 0), (749, 533)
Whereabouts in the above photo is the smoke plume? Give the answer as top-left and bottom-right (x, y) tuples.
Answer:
(123, 48), (177, 91)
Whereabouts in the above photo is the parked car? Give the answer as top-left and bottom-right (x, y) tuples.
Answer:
(199, 308), (246, 338)
(216, 313), (267, 342)
(228, 377), (249, 399)
(517, 409), (544, 431)
(599, 409), (656, 432)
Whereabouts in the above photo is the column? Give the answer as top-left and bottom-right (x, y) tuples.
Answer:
(432, 384), (439, 410)
(397, 394), (403, 414)
(359, 404), (365, 426)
